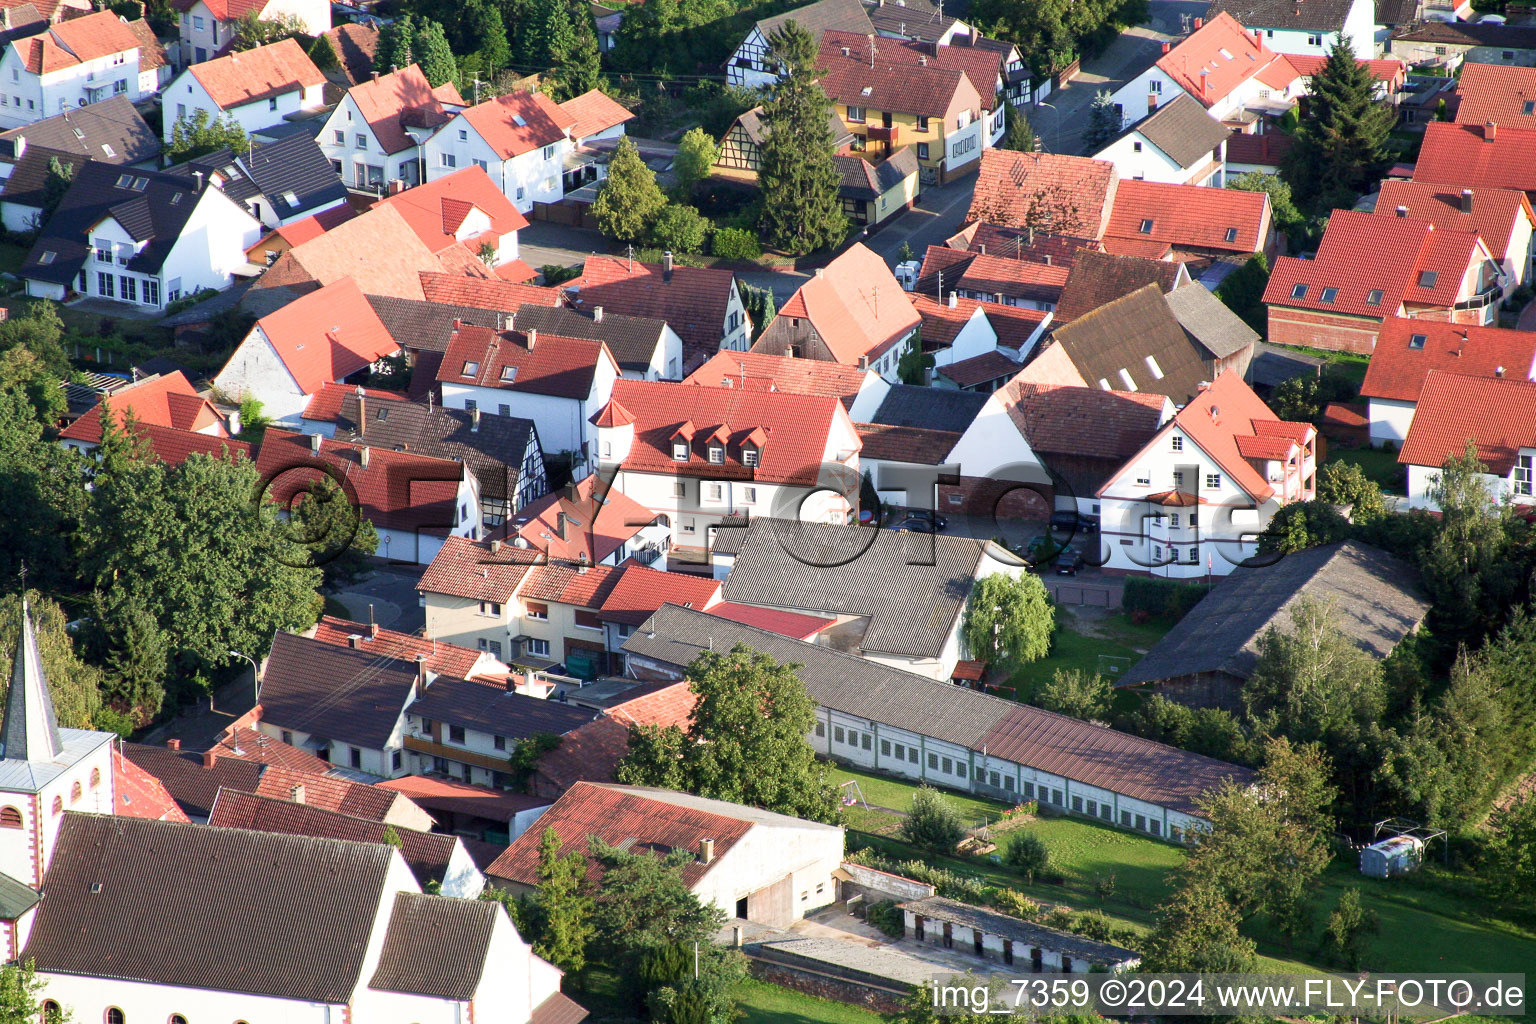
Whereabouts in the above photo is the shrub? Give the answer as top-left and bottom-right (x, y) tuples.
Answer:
(1044, 906), (1076, 931)
(649, 204), (711, 255)
(540, 264), (580, 286)
(1003, 832), (1051, 883)
(711, 227), (762, 260)
(995, 889), (1043, 921)
(1122, 577), (1211, 621)
(900, 785), (967, 852)
(866, 900), (906, 937)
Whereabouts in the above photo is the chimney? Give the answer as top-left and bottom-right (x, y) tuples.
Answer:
(202, 749), (218, 769)
(1395, 205), (1408, 218)
(841, 45), (850, 56)
(415, 654), (431, 697)
(348, 633), (364, 649)
(1194, 15), (1203, 28)
(193, 169), (204, 192)
(919, 55), (927, 65)
(310, 432), (322, 453)
(359, 446), (370, 468)
(1043, 254), (1052, 266)
(356, 392), (366, 437)
(815, 267), (825, 278)
(1161, 40), (1170, 53)
(166, 739), (181, 751)
(663, 251), (674, 280)
(1200, 70), (1210, 97)
(947, 291), (958, 308)
(1461, 188), (1474, 213)
(593, 306), (604, 323)
(472, 407), (482, 432)
(858, 354), (869, 370)
(699, 837), (716, 863)
(290, 784), (306, 804)
(372, 69), (380, 81)
(526, 329), (537, 350)
(490, 538), (502, 554)
(1486, 120), (1498, 141)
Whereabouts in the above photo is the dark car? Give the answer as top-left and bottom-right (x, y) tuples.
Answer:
(891, 515), (941, 533)
(1054, 547), (1084, 575)
(1022, 534), (1063, 566)
(1050, 510), (1099, 533)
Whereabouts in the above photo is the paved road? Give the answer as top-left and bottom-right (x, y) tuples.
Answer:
(862, 174), (980, 263)
(331, 563), (427, 635)
(1030, 24), (1178, 157)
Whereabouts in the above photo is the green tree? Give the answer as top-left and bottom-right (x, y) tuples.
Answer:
(1214, 252), (1270, 333)
(592, 136), (667, 242)
(895, 336), (932, 385)
(227, 10), (306, 50)
(589, 837), (725, 954)
(167, 109), (249, 160)
(0, 300), (69, 379)
(649, 204), (711, 255)
(739, 282), (775, 339)
(1321, 887), (1379, 969)
(1227, 171), (1304, 237)
(413, 17), (461, 89)
(0, 593), (104, 732)
(1142, 879), (1257, 972)
(374, 14), (415, 74)
(1317, 460), (1388, 522)
(1082, 90), (1119, 151)
(90, 584), (168, 724)
(1037, 668), (1110, 720)
(0, 960), (62, 1024)
(0, 346), (65, 429)
(1002, 101), (1035, 152)
(554, 2), (602, 100)
(0, 359), (87, 590)
(526, 0), (575, 72)
(1483, 793), (1536, 918)
(901, 785), (967, 851)
(307, 30), (340, 70)
(38, 155), (74, 227)
(1257, 499), (1350, 554)
(963, 572), (1054, 671)
(518, 826), (595, 972)
(757, 20), (847, 255)
(617, 644), (839, 822)
(672, 127), (718, 199)
(1424, 441), (1515, 647)
(1003, 831), (1050, 883)
(1282, 35), (1396, 206)
(287, 476), (379, 591)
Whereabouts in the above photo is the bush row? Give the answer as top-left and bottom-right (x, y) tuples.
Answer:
(1121, 577), (1211, 622)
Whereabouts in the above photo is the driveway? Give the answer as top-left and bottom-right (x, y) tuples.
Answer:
(1031, 25), (1177, 156)
(330, 562), (427, 634)
(861, 173), (980, 264)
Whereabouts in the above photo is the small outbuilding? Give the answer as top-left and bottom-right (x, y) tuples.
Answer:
(897, 896), (1140, 973)
(1360, 835), (1423, 878)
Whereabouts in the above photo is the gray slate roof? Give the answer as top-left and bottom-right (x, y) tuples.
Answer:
(1248, 341), (1325, 388)
(23, 813), (394, 1004)
(720, 518), (993, 658)
(1165, 281), (1260, 360)
(624, 604), (1254, 813)
(870, 384), (988, 433)
(0, 870), (39, 919)
(754, 0), (872, 42)
(899, 896), (1140, 964)
(1049, 283), (1212, 405)
(1118, 541), (1431, 688)
(513, 303), (667, 372)
(1208, 0), (1358, 32)
(259, 631), (417, 751)
(181, 133), (349, 222)
(1122, 94), (1231, 169)
(370, 892), (498, 1000)
(0, 96), (156, 162)
(409, 675), (596, 740)
(366, 294), (501, 354)
(736, 105), (854, 149)
(836, 146), (920, 200)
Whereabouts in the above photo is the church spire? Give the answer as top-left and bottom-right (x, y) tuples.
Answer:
(1, 599), (63, 763)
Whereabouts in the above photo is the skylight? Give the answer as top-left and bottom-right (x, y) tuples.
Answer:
(861, 86), (873, 96)
(1218, 47), (1233, 59)
(170, 193), (182, 204)
(115, 173), (133, 188)
(1144, 355), (1164, 379)
(101, 143), (114, 158)
(71, 127), (83, 139)
(462, 361), (480, 376)
(1224, 227), (1238, 242)
(132, 177), (148, 191)
(512, 114), (527, 127)
(1320, 287), (1338, 304)
(1525, 100), (1535, 115)
(1408, 333), (1427, 350)
(1290, 283), (1308, 299)
(500, 366), (518, 382)
(1418, 270), (1438, 288)
(1366, 289), (1384, 305)
(1138, 218), (1154, 234)
(1117, 367), (1137, 391)
(282, 191), (299, 206)
(38, 251), (55, 265)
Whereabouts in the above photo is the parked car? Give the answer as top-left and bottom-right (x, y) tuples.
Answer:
(1050, 510), (1099, 534)
(889, 508), (948, 531)
(1054, 547), (1084, 575)
(1022, 534), (1064, 566)
(891, 515), (942, 534)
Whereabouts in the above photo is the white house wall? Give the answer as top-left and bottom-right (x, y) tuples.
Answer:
(164, 71), (322, 144)
(424, 123), (567, 213)
(1094, 130), (1223, 185)
(0, 43), (148, 131)
(1366, 396), (1416, 444)
(213, 324), (308, 426)
(689, 822), (844, 922)
(320, 96), (428, 189)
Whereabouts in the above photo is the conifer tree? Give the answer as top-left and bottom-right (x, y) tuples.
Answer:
(1002, 102), (1035, 152)
(591, 136), (666, 242)
(412, 18), (460, 89)
(757, 20), (847, 254)
(373, 14), (414, 74)
(1282, 35), (1395, 205)
(557, 2), (602, 100)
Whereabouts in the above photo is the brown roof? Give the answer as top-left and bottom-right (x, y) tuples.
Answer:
(188, 38), (324, 110)
(318, 22), (380, 86)
(534, 681), (696, 793)
(568, 255), (739, 359)
(23, 813), (394, 1004)
(251, 763), (404, 821)
(817, 34), (982, 118)
(822, 29), (1004, 109)
(369, 892), (498, 1000)
(533, 993), (591, 1024)
(1048, 283), (1212, 404)
(258, 631), (420, 752)
(935, 350), (1027, 389)
(211, 726), (332, 774)
(855, 421), (962, 463)
(685, 350), (876, 409)
(1010, 381), (1168, 460)
(418, 536), (541, 603)
(437, 323), (614, 400)
(119, 741), (263, 819)
(311, 614), (495, 680)
(967, 149), (1119, 239)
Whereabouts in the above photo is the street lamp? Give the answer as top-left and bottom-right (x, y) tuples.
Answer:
(1036, 101), (1061, 153)
(228, 649), (260, 704)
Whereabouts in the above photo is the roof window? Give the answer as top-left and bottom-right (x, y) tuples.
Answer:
(115, 173), (133, 188)
(511, 114), (527, 127)
(500, 366), (518, 382)
(1138, 218), (1154, 234)
(861, 86), (873, 96)
(70, 126), (83, 139)
(461, 360), (480, 376)
(1417, 270), (1438, 288)
(1408, 333), (1427, 350)
(132, 177), (148, 190)
(282, 190), (299, 206)
(1224, 227), (1237, 242)
(1525, 100), (1535, 115)
(1144, 354), (1164, 379)
(38, 251), (54, 265)
(1290, 283), (1308, 299)
(1320, 287), (1338, 303)
(1366, 288), (1384, 305)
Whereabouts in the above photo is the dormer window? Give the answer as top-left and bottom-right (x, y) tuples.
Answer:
(743, 446), (759, 467)
(461, 361), (480, 377)
(709, 446), (724, 464)
(673, 441), (689, 461)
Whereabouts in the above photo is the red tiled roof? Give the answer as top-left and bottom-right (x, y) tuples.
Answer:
(254, 428), (467, 534)
(311, 614), (495, 679)
(486, 782), (753, 887)
(1156, 12), (1298, 108)
(315, 22), (380, 86)
(1100, 235), (1173, 258)
(1399, 370), (1536, 474)
(418, 536), (541, 603)
(60, 370), (224, 442)
(507, 476), (658, 565)
(437, 323), (613, 400)
(346, 65), (463, 155)
(955, 250), (1069, 304)
(1263, 209), (1486, 317)
(16, 12), (142, 75)
(936, 350), (1027, 389)
(189, 38), (324, 110)
(419, 272), (564, 310)
(817, 35), (982, 118)
(568, 255), (738, 357)
(1009, 380), (1168, 460)
(967, 149), (1118, 239)
(1453, 63), (1536, 132)
(766, 244), (919, 363)
(518, 560), (620, 607)
(249, 277), (399, 395)
(112, 748), (190, 823)
(124, 18), (167, 72)
(821, 29), (1004, 109)
(130, 423), (253, 467)
(706, 603), (834, 638)
(301, 382), (407, 424)
(855, 421), (963, 463)
(911, 292), (985, 348)
(1286, 54), (1405, 84)
(684, 351), (874, 409)
(171, 0), (272, 18)
(263, 203), (359, 249)
(598, 565), (721, 625)
(534, 682), (696, 794)
(1105, 179), (1269, 254)
(375, 774), (549, 821)
(1414, 120), (1536, 194)
(373, 167), (529, 256)
(1375, 179), (1536, 267)
(456, 90), (576, 160)
(211, 726), (331, 774)
(495, 258), (538, 282)
(250, 764), (405, 821)
(558, 88), (635, 140)
(1361, 317), (1536, 403)
(258, 204), (470, 300)
(598, 378), (851, 485)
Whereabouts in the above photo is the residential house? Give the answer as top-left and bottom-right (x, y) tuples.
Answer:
(943, 220), (1100, 267)
(726, 0), (969, 89)
(1453, 63), (1536, 131)
(558, 87), (637, 194)
(120, 741), (264, 821)
(717, 104), (854, 173)
(1413, 120), (1536, 198)
(1053, 248), (1190, 324)
(245, 200), (355, 264)
(162, 39), (325, 144)
(594, 563), (724, 672)
(257, 427), (483, 563)
(1103, 178), (1276, 264)
(436, 320), (620, 462)
(965, 149), (1119, 238)
(751, 244), (921, 379)
(64, 419), (251, 467)
(1287, 53), (1406, 101)
(566, 253), (750, 367)
(180, 132), (350, 229)
(1375, 178), (1536, 293)
(624, 603), (1255, 838)
(1047, 283), (1221, 405)
(172, 0), (330, 65)
(835, 146), (921, 227)
(1091, 94), (1230, 186)
(684, 350), (892, 422)
(1117, 540), (1429, 708)
(0, 95), (157, 231)
(589, 379), (862, 558)
(1108, 12), (1301, 130)
(1207, 0), (1377, 56)
(817, 32), (990, 183)
(314, 21), (380, 88)
(359, 292), (504, 399)
(325, 392), (547, 526)
(1095, 370), (1317, 578)
(0, 0), (86, 26)
(416, 535), (566, 668)
(530, 681), (696, 798)
(213, 276), (399, 426)
(1223, 130), (1293, 175)
(420, 271), (565, 311)
(374, 774), (552, 846)
(1398, 370), (1536, 508)
(1388, 21), (1536, 70)
(1263, 208), (1501, 353)
(1360, 317), (1536, 443)
(911, 292), (1051, 377)
(309, 613), (519, 693)
(22, 815), (575, 1023)
(58, 369), (230, 457)
(423, 89), (575, 213)
(208, 788), (486, 897)
(207, 727), (332, 777)
(0, 12), (167, 131)
(487, 782), (846, 927)
(20, 161), (261, 307)
(1164, 280), (1261, 381)
(915, 244), (1069, 313)
(318, 64), (465, 191)
(372, 165), (529, 272)
(504, 474), (670, 568)
(512, 302), (684, 381)
(713, 518), (1026, 679)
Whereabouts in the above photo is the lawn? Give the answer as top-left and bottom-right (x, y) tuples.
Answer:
(1005, 609), (1150, 699)
(832, 765), (1011, 823)
(1018, 816), (1185, 909)
(736, 978), (886, 1024)
(1327, 446), (1406, 494)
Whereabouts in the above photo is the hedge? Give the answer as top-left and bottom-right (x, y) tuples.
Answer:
(1122, 577), (1211, 621)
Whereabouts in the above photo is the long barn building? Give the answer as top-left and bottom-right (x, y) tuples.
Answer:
(623, 604), (1253, 840)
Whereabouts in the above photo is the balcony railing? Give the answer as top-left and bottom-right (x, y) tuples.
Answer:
(1454, 282), (1503, 312)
